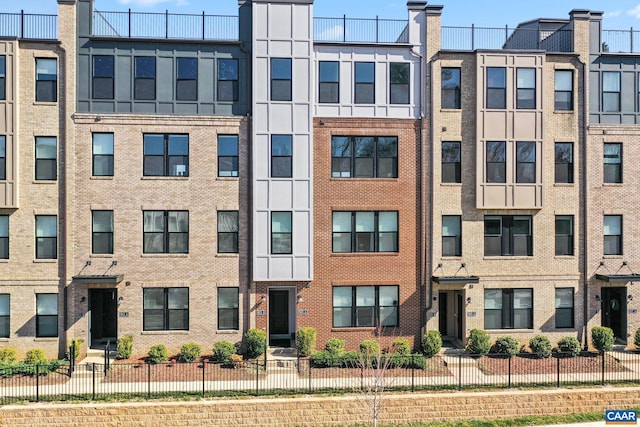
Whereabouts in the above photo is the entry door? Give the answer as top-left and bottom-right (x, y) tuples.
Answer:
(89, 289), (117, 346)
(269, 290), (290, 347)
(602, 287), (627, 342)
(456, 294), (464, 339)
(438, 292), (447, 336)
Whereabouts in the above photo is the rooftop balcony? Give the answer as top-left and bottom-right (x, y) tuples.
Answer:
(0, 11), (57, 40)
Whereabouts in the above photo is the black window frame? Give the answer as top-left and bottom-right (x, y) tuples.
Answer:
(486, 141), (506, 183)
(134, 56), (156, 100)
(0, 135), (5, 180)
(143, 133), (189, 177)
(516, 141), (536, 183)
(176, 57), (198, 101)
(271, 58), (292, 101)
(35, 136), (57, 181)
(0, 55), (5, 100)
(332, 285), (399, 328)
(484, 215), (532, 257)
(389, 62), (410, 104)
(441, 141), (461, 183)
(555, 215), (574, 256)
(441, 67), (461, 109)
(486, 67), (506, 109)
(35, 58), (57, 102)
(484, 288), (533, 330)
(442, 215), (462, 257)
(331, 136), (398, 178)
(143, 210), (189, 254)
(516, 67), (535, 109)
(319, 61), (339, 103)
(271, 211), (292, 255)
(217, 210), (239, 254)
(217, 287), (239, 330)
(0, 215), (8, 260)
(271, 134), (292, 178)
(555, 288), (574, 329)
(36, 293), (58, 337)
(35, 215), (57, 260)
(602, 71), (621, 112)
(604, 142), (622, 184)
(0, 294), (8, 338)
(217, 58), (239, 102)
(92, 55), (114, 100)
(604, 215), (622, 256)
(555, 142), (573, 184)
(218, 134), (239, 177)
(143, 287), (189, 331)
(354, 62), (375, 104)
(332, 211), (398, 253)
(554, 69), (573, 110)
(92, 210), (114, 255)
(92, 132), (114, 177)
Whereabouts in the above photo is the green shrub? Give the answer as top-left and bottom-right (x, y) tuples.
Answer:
(324, 338), (345, 356)
(147, 344), (168, 364)
(311, 350), (341, 368)
(245, 328), (267, 358)
(591, 326), (615, 353)
(392, 338), (411, 356)
(529, 335), (552, 358)
(359, 339), (381, 356)
(179, 342), (201, 363)
(493, 336), (520, 357)
(296, 327), (317, 357)
(70, 338), (84, 360)
(465, 329), (491, 356)
(0, 348), (17, 364)
(422, 330), (443, 357)
(212, 341), (237, 363)
(635, 328), (640, 350)
(24, 348), (47, 365)
(405, 353), (427, 369)
(557, 336), (581, 357)
(117, 334), (133, 360)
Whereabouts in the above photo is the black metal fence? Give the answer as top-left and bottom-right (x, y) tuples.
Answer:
(441, 25), (573, 52)
(313, 16), (409, 44)
(0, 11), (57, 40)
(602, 29), (640, 53)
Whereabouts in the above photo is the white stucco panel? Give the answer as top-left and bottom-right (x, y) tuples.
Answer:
(270, 181), (294, 209)
(293, 181), (310, 210)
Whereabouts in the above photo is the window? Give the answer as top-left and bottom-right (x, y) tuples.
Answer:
(176, 57), (197, 101)
(486, 141), (506, 183)
(35, 58), (57, 102)
(604, 215), (622, 255)
(217, 211), (238, 254)
(143, 134), (188, 177)
(331, 136), (397, 178)
(0, 215), (7, 259)
(554, 70), (573, 110)
(555, 288), (574, 328)
(92, 133), (114, 176)
(217, 288), (239, 330)
(390, 62), (409, 104)
(271, 58), (292, 101)
(92, 55), (114, 99)
(0, 294), (8, 338)
(271, 135), (292, 178)
(516, 68), (535, 109)
(319, 61), (339, 103)
(217, 59), (239, 102)
(484, 288), (532, 329)
(143, 288), (189, 331)
(484, 215), (532, 256)
(333, 286), (398, 328)
(486, 67), (506, 109)
(271, 212), (292, 254)
(441, 67), (460, 109)
(516, 141), (535, 183)
(0, 56), (5, 100)
(36, 294), (58, 337)
(354, 62), (375, 104)
(143, 211), (189, 254)
(218, 135), (238, 177)
(602, 71), (620, 112)
(604, 143), (622, 183)
(0, 135), (5, 180)
(92, 210), (113, 254)
(35, 215), (57, 259)
(134, 57), (156, 100)
(442, 215), (461, 257)
(332, 211), (398, 253)
(555, 215), (574, 256)
(35, 137), (56, 181)
(441, 141), (461, 183)
(555, 142), (573, 184)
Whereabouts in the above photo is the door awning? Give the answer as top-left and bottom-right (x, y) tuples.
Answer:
(72, 274), (124, 285)
(432, 275), (480, 285)
(595, 273), (640, 283)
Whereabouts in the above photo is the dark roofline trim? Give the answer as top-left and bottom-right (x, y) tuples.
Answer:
(89, 36), (242, 46)
(432, 276), (480, 285)
(72, 274), (124, 285)
(595, 273), (640, 283)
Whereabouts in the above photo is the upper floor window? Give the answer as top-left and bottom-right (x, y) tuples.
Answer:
(271, 58), (292, 101)
(36, 293), (58, 337)
(442, 141), (461, 183)
(35, 58), (57, 102)
(218, 288), (239, 330)
(0, 215), (8, 259)
(218, 135), (238, 177)
(143, 134), (188, 177)
(516, 68), (535, 109)
(486, 67), (506, 109)
(143, 287), (189, 331)
(603, 143), (622, 183)
(93, 55), (114, 99)
(354, 62), (375, 104)
(390, 62), (409, 104)
(516, 141), (535, 183)
(143, 211), (189, 254)
(0, 294), (8, 338)
(555, 215), (574, 256)
(441, 67), (461, 109)
(35, 215), (57, 259)
(486, 141), (506, 183)
(92, 210), (114, 255)
(554, 70), (573, 110)
(484, 215), (532, 257)
(271, 212), (292, 254)
(602, 71), (620, 112)
(0, 135), (5, 180)
(333, 285), (398, 328)
(271, 135), (292, 178)
(331, 136), (397, 178)
(318, 61), (339, 103)
(35, 137), (56, 181)
(217, 59), (239, 102)
(92, 133), (114, 177)
(604, 215), (622, 256)
(332, 211), (398, 253)
(217, 211), (238, 254)
(442, 215), (461, 257)
(0, 56), (5, 100)
(484, 288), (532, 330)
(176, 58), (197, 101)
(555, 142), (573, 184)
(134, 57), (156, 100)
(555, 288), (574, 328)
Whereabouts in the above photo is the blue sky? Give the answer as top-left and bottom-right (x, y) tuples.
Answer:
(4, 0), (640, 29)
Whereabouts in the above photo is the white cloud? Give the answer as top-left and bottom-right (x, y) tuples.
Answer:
(117, 0), (188, 8)
(606, 10), (621, 18)
(317, 24), (345, 41)
(627, 4), (640, 19)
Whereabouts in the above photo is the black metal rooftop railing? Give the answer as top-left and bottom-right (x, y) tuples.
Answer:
(313, 16), (409, 44)
(602, 29), (640, 53)
(0, 11), (57, 40)
(442, 25), (573, 52)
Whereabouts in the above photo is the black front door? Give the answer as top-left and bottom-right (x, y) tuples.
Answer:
(89, 289), (117, 347)
(438, 292), (447, 336)
(602, 287), (627, 342)
(269, 290), (290, 347)
(457, 294), (463, 339)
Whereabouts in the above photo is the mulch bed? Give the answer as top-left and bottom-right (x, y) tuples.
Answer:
(0, 370), (71, 386)
(302, 356), (451, 379)
(103, 359), (259, 383)
(477, 352), (629, 375)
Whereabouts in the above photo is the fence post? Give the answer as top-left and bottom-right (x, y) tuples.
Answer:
(147, 363), (151, 400)
(35, 363), (40, 402)
(343, 15), (346, 43)
(505, 25), (508, 47)
(92, 363), (96, 401)
(376, 16), (379, 44)
(411, 356), (415, 393)
(202, 360), (206, 397)
(556, 356), (561, 388)
(458, 354), (462, 390)
(20, 10), (24, 39)
(255, 360), (259, 396)
(165, 9), (169, 39)
(471, 24), (475, 51)
(601, 351), (605, 385)
(202, 11), (205, 40)
(128, 9), (131, 38)
(508, 357), (512, 388)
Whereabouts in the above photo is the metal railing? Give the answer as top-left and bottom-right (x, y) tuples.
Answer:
(314, 16), (409, 44)
(0, 11), (57, 40)
(442, 25), (573, 52)
(602, 29), (640, 53)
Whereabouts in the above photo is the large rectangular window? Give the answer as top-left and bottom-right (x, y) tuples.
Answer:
(486, 67), (506, 109)
(92, 55), (114, 99)
(390, 62), (410, 104)
(0, 56), (5, 100)
(333, 286), (398, 328)
(442, 141), (461, 183)
(35, 215), (57, 259)
(604, 143), (622, 183)
(35, 136), (56, 181)
(143, 211), (189, 254)
(486, 141), (506, 183)
(354, 62), (375, 104)
(555, 142), (573, 184)
(484, 288), (532, 330)
(176, 57), (197, 101)
(604, 215), (622, 256)
(217, 58), (238, 102)
(442, 215), (461, 257)
(0, 215), (7, 259)
(441, 67), (461, 109)
(143, 288), (189, 331)
(271, 58), (292, 101)
(218, 135), (238, 177)
(92, 133), (114, 177)
(143, 134), (188, 177)
(555, 70), (573, 110)
(319, 61), (339, 103)
(92, 210), (113, 255)
(516, 68), (535, 109)
(484, 215), (532, 257)
(36, 294), (58, 337)
(134, 56), (156, 100)
(271, 212), (292, 254)
(331, 136), (397, 178)
(35, 58), (57, 102)
(217, 211), (238, 254)
(516, 141), (536, 183)
(555, 215), (574, 256)
(0, 135), (5, 180)
(555, 288), (574, 328)
(271, 135), (292, 178)
(332, 211), (398, 253)
(602, 71), (621, 112)
(217, 288), (239, 330)
(0, 294), (8, 338)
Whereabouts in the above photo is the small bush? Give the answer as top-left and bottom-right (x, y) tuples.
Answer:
(117, 334), (133, 359)
(179, 342), (201, 363)
(212, 341), (237, 363)
(311, 350), (341, 368)
(245, 328), (267, 358)
(0, 348), (17, 364)
(359, 339), (381, 356)
(466, 329), (491, 356)
(493, 336), (520, 357)
(324, 338), (345, 356)
(24, 348), (47, 365)
(422, 330), (442, 357)
(392, 338), (411, 356)
(296, 327), (317, 357)
(147, 344), (168, 364)
(635, 328), (640, 350)
(557, 336), (581, 357)
(70, 338), (84, 360)
(529, 335), (552, 358)
(405, 353), (427, 369)
(591, 326), (615, 353)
